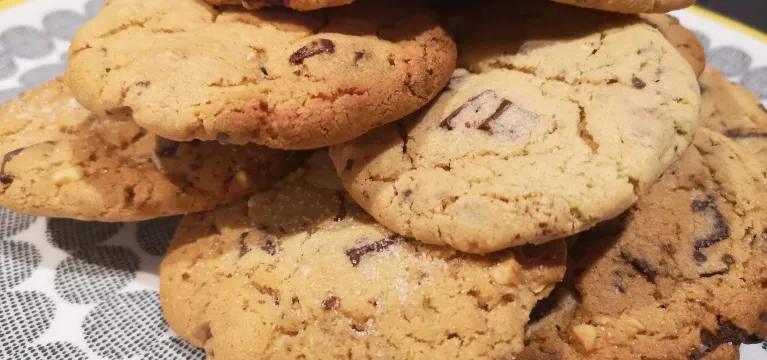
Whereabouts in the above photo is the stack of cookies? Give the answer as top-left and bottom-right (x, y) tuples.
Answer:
(1, 0), (765, 358)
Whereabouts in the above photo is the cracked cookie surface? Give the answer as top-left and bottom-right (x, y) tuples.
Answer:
(551, 0), (693, 14)
(205, 0), (355, 11)
(0, 78), (297, 221)
(517, 129), (767, 360)
(330, 1), (701, 254)
(699, 65), (767, 166)
(640, 13), (705, 77)
(160, 151), (566, 360)
(67, 0), (456, 149)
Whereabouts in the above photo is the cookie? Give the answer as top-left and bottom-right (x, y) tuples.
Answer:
(640, 14), (705, 77)
(205, 0), (355, 11)
(0, 78), (297, 221)
(159, 151), (567, 360)
(518, 128), (767, 360)
(67, 0), (457, 149)
(699, 65), (767, 165)
(551, 0), (693, 14)
(330, 1), (701, 254)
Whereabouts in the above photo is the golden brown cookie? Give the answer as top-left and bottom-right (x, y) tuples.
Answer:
(552, 0), (694, 14)
(206, 0), (355, 11)
(0, 78), (297, 221)
(67, 0), (457, 149)
(518, 129), (767, 360)
(699, 64), (767, 165)
(330, 1), (701, 254)
(160, 152), (567, 359)
(640, 13), (706, 77)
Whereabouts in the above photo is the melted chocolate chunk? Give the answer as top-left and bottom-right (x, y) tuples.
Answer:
(344, 159), (354, 171)
(261, 234), (278, 255)
(690, 319), (762, 359)
(477, 99), (512, 133)
(632, 77), (647, 89)
(238, 232), (250, 257)
(723, 129), (767, 139)
(322, 295), (340, 310)
(691, 199), (731, 250)
(354, 51), (365, 65)
(722, 254), (734, 265)
(345, 235), (402, 266)
(156, 141), (180, 158)
(622, 253), (657, 283)
(700, 269), (729, 278)
(402, 189), (412, 202)
(0, 147), (29, 185)
(135, 81), (151, 88)
(289, 39), (335, 65)
(334, 192), (346, 222)
(693, 250), (707, 264)
(439, 90), (494, 130)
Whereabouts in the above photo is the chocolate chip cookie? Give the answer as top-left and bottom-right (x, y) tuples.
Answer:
(67, 0), (457, 149)
(518, 128), (767, 360)
(160, 151), (566, 359)
(552, 0), (694, 14)
(640, 14), (705, 77)
(0, 78), (297, 221)
(330, 1), (701, 254)
(699, 65), (767, 165)
(206, 0), (355, 11)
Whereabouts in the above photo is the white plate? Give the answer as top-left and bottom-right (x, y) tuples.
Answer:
(0, 1), (765, 359)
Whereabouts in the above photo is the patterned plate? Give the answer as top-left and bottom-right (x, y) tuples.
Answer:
(0, 1), (765, 359)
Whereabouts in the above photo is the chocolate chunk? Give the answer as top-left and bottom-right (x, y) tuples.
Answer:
(344, 159), (354, 171)
(632, 77), (647, 89)
(697, 319), (761, 357)
(217, 132), (232, 145)
(135, 81), (150, 88)
(354, 51), (365, 65)
(345, 235), (402, 266)
(289, 39), (335, 65)
(691, 199), (731, 250)
(402, 189), (412, 202)
(261, 234), (278, 255)
(0, 147), (29, 185)
(439, 90), (494, 130)
(238, 232), (250, 257)
(321, 295), (340, 310)
(156, 140), (180, 158)
(722, 254), (734, 265)
(700, 269), (728, 278)
(693, 250), (707, 264)
(723, 129), (767, 139)
(334, 192), (346, 222)
(477, 99), (512, 133)
(622, 253), (657, 283)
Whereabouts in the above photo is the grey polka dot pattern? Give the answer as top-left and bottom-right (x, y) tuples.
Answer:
(47, 219), (122, 250)
(18, 63), (67, 89)
(85, 0), (104, 18)
(0, 207), (35, 239)
(742, 66), (767, 99)
(6, 342), (88, 360)
(0, 26), (54, 59)
(137, 217), (182, 256)
(142, 337), (206, 360)
(0, 88), (24, 104)
(0, 240), (41, 292)
(54, 246), (139, 304)
(0, 47), (16, 81)
(707, 46), (753, 77)
(0, 291), (56, 354)
(43, 10), (87, 40)
(82, 291), (167, 360)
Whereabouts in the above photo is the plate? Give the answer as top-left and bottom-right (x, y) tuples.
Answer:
(0, 1), (765, 359)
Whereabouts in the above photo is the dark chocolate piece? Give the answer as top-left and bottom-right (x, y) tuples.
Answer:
(238, 232), (250, 256)
(632, 77), (647, 89)
(322, 295), (340, 310)
(0, 147), (29, 185)
(289, 39), (335, 65)
(723, 129), (767, 139)
(477, 99), (512, 132)
(345, 235), (402, 266)
(691, 199), (731, 250)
